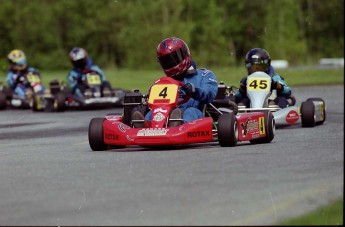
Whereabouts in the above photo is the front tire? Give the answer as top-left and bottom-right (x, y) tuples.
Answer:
(301, 101), (315, 127)
(32, 95), (44, 112)
(218, 113), (238, 147)
(54, 92), (66, 112)
(89, 118), (107, 151)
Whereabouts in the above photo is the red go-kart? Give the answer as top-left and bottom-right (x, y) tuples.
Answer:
(88, 76), (275, 151)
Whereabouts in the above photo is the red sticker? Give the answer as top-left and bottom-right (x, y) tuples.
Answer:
(286, 110), (299, 124)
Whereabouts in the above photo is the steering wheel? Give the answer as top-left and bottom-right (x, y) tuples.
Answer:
(177, 81), (191, 105)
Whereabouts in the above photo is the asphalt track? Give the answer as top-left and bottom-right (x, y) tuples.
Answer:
(0, 85), (343, 225)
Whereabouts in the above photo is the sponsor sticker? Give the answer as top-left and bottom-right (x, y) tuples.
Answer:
(154, 107), (168, 113)
(259, 117), (265, 135)
(126, 135), (134, 141)
(105, 134), (119, 140)
(118, 123), (131, 132)
(153, 112), (165, 122)
(187, 130), (210, 138)
(241, 118), (259, 136)
(137, 128), (169, 136)
(286, 110), (299, 124)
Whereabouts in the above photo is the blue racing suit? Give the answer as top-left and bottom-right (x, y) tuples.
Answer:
(6, 67), (44, 97)
(67, 58), (106, 96)
(145, 66), (218, 123)
(235, 66), (291, 108)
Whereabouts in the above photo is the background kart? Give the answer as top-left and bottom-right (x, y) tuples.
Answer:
(39, 70), (129, 112)
(234, 71), (326, 128)
(0, 71), (47, 111)
(88, 76), (275, 151)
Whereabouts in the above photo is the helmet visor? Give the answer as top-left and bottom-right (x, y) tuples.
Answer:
(246, 64), (269, 74)
(158, 47), (188, 69)
(73, 59), (87, 69)
(10, 59), (27, 71)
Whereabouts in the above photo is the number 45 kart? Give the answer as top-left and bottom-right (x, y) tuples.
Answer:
(88, 76), (275, 151)
(237, 71), (326, 128)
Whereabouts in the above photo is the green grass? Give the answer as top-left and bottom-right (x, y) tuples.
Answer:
(277, 198), (343, 225)
(1, 67), (342, 92)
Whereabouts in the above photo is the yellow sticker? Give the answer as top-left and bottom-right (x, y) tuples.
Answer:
(320, 102), (325, 121)
(247, 78), (269, 91)
(259, 117), (265, 135)
(148, 84), (178, 105)
(26, 73), (41, 83)
(86, 73), (101, 85)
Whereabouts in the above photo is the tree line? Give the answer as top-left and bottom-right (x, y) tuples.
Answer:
(0, 0), (343, 71)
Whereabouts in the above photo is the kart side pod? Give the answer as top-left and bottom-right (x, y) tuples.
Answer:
(217, 110), (275, 147)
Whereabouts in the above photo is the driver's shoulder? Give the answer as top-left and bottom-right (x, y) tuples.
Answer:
(27, 66), (39, 72)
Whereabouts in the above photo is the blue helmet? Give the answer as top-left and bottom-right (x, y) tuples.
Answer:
(245, 48), (271, 74)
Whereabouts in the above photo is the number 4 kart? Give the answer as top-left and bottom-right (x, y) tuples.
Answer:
(88, 76), (275, 151)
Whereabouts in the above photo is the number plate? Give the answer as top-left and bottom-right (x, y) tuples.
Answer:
(26, 72), (41, 83)
(247, 78), (269, 91)
(86, 73), (101, 85)
(148, 84), (178, 104)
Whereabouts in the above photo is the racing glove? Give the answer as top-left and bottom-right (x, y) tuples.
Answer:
(75, 74), (84, 84)
(271, 81), (283, 91)
(239, 83), (246, 95)
(182, 82), (196, 95)
(16, 76), (29, 87)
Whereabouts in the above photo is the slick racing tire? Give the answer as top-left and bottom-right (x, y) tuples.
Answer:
(54, 92), (67, 112)
(102, 81), (113, 97)
(89, 118), (107, 151)
(0, 93), (6, 110)
(250, 110), (275, 144)
(306, 97), (326, 125)
(218, 113), (238, 147)
(32, 95), (44, 112)
(301, 101), (316, 127)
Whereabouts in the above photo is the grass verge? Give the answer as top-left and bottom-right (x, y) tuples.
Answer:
(277, 198), (343, 225)
(1, 67), (341, 93)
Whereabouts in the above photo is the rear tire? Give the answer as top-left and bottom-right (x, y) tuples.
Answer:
(102, 81), (113, 97)
(218, 113), (238, 147)
(54, 92), (66, 112)
(32, 95), (44, 112)
(89, 118), (107, 151)
(0, 93), (6, 110)
(301, 101), (315, 127)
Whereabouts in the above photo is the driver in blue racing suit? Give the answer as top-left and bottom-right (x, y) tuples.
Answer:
(67, 47), (107, 97)
(6, 49), (44, 98)
(132, 37), (218, 128)
(235, 48), (292, 108)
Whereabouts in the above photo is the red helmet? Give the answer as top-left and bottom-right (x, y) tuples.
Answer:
(156, 37), (191, 77)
